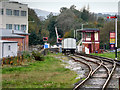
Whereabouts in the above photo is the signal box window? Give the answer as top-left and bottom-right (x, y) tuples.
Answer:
(86, 33), (91, 38)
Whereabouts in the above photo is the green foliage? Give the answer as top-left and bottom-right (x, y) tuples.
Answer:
(32, 51), (44, 61)
(22, 51), (31, 59)
(2, 54), (77, 88)
(91, 53), (116, 59)
(28, 8), (45, 45)
(28, 6), (103, 45)
(81, 8), (89, 22)
(28, 8), (42, 34)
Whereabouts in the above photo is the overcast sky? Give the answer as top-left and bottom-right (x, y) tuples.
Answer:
(10, 0), (120, 13)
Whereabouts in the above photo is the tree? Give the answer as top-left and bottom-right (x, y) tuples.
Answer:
(97, 17), (105, 24)
(81, 8), (89, 22)
(70, 5), (76, 10)
(41, 29), (49, 37)
(60, 7), (68, 13)
(100, 21), (115, 49)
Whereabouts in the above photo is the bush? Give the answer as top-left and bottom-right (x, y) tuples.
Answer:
(23, 51), (31, 59)
(32, 51), (44, 61)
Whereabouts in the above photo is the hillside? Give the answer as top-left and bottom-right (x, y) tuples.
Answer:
(34, 9), (59, 19)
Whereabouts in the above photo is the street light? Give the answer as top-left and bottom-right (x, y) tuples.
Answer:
(81, 23), (88, 29)
(74, 23), (88, 39)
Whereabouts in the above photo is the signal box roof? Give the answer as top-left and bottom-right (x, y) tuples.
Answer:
(78, 28), (100, 32)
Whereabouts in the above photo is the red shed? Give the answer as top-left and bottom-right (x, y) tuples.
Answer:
(78, 28), (100, 53)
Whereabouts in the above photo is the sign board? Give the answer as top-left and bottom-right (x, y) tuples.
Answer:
(57, 38), (63, 43)
(110, 32), (115, 50)
(43, 37), (48, 41)
(110, 38), (115, 44)
(110, 33), (115, 38)
(44, 43), (50, 49)
(110, 44), (115, 50)
(85, 47), (89, 54)
(44, 45), (48, 49)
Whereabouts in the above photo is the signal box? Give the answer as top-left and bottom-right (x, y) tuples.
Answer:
(78, 28), (100, 53)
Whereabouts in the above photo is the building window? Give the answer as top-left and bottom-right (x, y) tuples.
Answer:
(14, 24), (20, 30)
(21, 25), (26, 30)
(86, 33), (91, 38)
(6, 24), (12, 29)
(1, 8), (4, 15)
(8, 45), (11, 51)
(14, 10), (19, 16)
(21, 11), (26, 16)
(6, 9), (12, 15)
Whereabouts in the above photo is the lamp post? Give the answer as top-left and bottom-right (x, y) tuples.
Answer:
(74, 23), (88, 40)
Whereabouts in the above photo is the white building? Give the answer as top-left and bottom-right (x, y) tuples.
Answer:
(0, 0), (29, 58)
(0, 40), (18, 59)
(0, 0), (28, 33)
(0, 0), (29, 52)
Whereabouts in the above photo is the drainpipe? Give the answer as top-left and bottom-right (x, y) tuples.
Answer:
(12, 29), (14, 34)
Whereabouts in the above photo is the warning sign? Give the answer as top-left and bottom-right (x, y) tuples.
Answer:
(110, 38), (115, 44)
(110, 32), (115, 38)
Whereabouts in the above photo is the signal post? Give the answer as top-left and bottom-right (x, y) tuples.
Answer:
(107, 15), (117, 60)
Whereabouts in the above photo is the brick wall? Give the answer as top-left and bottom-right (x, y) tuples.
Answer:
(2, 35), (29, 51)
(82, 43), (100, 53)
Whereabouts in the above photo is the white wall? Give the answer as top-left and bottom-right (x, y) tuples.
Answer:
(0, 2), (3, 29)
(0, 1), (28, 33)
(0, 42), (2, 59)
(3, 43), (18, 57)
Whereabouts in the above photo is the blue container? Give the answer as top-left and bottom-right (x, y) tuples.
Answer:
(44, 44), (48, 49)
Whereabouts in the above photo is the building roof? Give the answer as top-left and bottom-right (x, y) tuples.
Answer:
(0, 40), (18, 43)
(78, 28), (100, 32)
(0, 29), (25, 38)
(0, 0), (28, 6)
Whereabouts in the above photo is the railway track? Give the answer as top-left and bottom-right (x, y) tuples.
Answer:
(68, 53), (116, 90)
(48, 48), (119, 89)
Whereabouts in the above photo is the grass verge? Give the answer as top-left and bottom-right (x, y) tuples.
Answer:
(2, 54), (77, 88)
(91, 52), (120, 59)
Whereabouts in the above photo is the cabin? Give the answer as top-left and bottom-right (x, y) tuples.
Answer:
(0, 40), (18, 59)
(78, 28), (100, 53)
